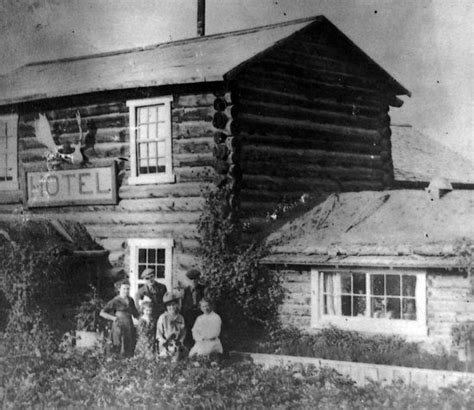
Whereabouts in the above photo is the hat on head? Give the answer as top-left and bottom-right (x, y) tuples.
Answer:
(186, 269), (201, 280)
(141, 268), (155, 280)
(163, 291), (181, 305)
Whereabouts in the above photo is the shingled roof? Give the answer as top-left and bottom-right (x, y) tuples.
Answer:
(0, 15), (409, 106)
(262, 190), (474, 269)
(392, 126), (474, 184)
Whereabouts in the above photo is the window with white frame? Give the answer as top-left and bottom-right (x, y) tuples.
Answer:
(0, 114), (18, 191)
(128, 238), (174, 302)
(126, 96), (174, 185)
(311, 269), (427, 337)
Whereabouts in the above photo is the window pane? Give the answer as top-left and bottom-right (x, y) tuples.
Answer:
(138, 124), (148, 140)
(402, 275), (416, 296)
(157, 249), (165, 264)
(386, 275), (400, 296)
(148, 249), (156, 263)
(156, 265), (165, 279)
(402, 299), (417, 320)
(149, 106), (158, 123)
(138, 107), (148, 124)
(138, 249), (147, 263)
(371, 297), (385, 318)
(148, 123), (158, 139)
(353, 296), (366, 316)
(371, 275), (385, 295)
(157, 141), (166, 157)
(353, 273), (366, 294)
(341, 275), (352, 294)
(341, 295), (352, 316)
(386, 298), (401, 319)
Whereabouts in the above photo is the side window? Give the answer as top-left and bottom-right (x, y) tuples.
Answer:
(126, 97), (174, 185)
(311, 269), (427, 337)
(128, 238), (173, 301)
(0, 114), (18, 190)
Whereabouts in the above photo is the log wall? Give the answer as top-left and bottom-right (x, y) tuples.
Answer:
(0, 90), (221, 287)
(271, 266), (472, 352)
(231, 28), (396, 222)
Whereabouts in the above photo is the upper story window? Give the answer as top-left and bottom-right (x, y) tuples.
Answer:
(0, 114), (18, 191)
(311, 269), (427, 337)
(126, 97), (174, 185)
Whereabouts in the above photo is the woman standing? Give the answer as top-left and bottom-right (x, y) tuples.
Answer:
(189, 298), (223, 357)
(100, 279), (139, 358)
(156, 291), (186, 358)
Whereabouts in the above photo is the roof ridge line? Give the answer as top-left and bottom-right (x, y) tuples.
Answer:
(23, 15), (323, 68)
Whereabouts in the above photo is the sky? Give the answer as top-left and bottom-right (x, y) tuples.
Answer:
(0, 0), (472, 161)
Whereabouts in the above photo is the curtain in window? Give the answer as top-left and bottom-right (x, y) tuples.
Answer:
(324, 272), (342, 315)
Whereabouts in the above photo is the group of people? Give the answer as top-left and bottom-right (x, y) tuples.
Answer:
(99, 268), (223, 360)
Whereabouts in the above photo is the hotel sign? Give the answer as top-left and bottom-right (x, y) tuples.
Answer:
(25, 164), (117, 208)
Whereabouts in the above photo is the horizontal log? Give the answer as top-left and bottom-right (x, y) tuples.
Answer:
(241, 143), (384, 169)
(0, 190), (22, 204)
(175, 166), (215, 183)
(238, 112), (383, 144)
(232, 83), (388, 117)
(253, 59), (388, 98)
(174, 153), (214, 168)
(56, 127), (129, 144)
(176, 238), (201, 254)
(237, 72), (387, 107)
(21, 102), (128, 122)
(274, 48), (386, 82)
(173, 121), (214, 139)
(172, 107), (214, 123)
(240, 132), (382, 155)
(85, 223), (199, 240)
(237, 98), (388, 130)
(21, 157), (117, 172)
(118, 181), (211, 199)
(29, 210), (200, 225)
(175, 93), (217, 108)
(242, 174), (384, 193)
(240, 159), (386, 181)
(173, 136), (214, 155)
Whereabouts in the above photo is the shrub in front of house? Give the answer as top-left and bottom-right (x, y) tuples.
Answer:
(250, 325), (465, 372)
(1, 347), (473, 408)
(197, 186), (285, 346)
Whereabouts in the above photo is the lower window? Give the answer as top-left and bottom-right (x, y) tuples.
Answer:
(311, 269), (427, 337)
(128, 238), (173, 301)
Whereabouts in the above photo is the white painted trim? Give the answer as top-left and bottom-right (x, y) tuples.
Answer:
(128, 238), (174, 303)
(0, 113), (18, 191)
(311, 269), (428, 337)
(126, 96), (174, 185)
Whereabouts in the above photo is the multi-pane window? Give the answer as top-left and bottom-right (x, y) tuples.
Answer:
(322, 272), (417, 320)
(0, 114), (18, 190)
(128, 238), (173, 301)
(312, 269), (426, 336)
(127, 97), (174, 185)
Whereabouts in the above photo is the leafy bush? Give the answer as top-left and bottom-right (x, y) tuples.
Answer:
(0, 219), (110, 355)
(1, 348), (473, 409)
(197, 186), (284, 346)
(250, 325), (465, 372)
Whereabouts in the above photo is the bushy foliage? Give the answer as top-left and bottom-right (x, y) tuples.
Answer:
(251, 325), (465, 372)
(1, 347), (473, 409)
(0, 220), (108, 355)
(197, 186), (284, 344)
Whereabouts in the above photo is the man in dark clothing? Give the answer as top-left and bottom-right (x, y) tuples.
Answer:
(181, 269), (207, 349)
(135, 268), (167, 324)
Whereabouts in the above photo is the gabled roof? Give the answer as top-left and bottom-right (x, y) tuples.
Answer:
(262, 190), (474, 269)
(392, 126), (474, 184)
(0, 16), (409, 106)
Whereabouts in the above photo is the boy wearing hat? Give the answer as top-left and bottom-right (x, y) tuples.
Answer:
(181, 269), (207, 348)
(135, 268), (167, 325)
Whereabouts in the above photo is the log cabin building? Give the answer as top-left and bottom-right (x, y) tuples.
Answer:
(262, 188), (474, 350)
(0, 15), (409, 299)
